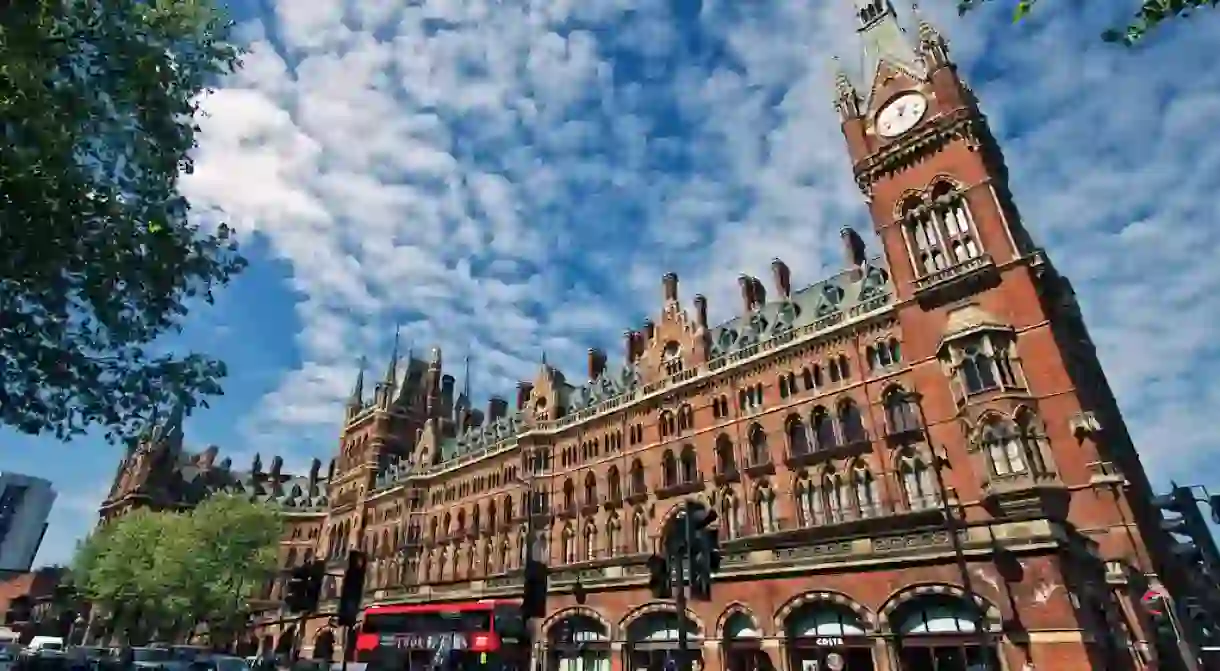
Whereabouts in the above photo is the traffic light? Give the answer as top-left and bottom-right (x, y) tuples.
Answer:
(1153, 484), (1217, 573)
(685, 507), (719, 601)
(647, 554), (672, 599)
(337, 550), (368, 627)
(284, 563), (312, 612)
(522, 558), (548, 619)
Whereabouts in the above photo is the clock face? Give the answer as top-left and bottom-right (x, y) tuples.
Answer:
(876, 92), (928, 138)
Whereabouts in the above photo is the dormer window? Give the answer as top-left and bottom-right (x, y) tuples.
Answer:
(939, 307), (1025, 402)
(662, 341), (683, 376)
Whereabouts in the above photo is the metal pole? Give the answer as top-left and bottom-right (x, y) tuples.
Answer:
(341, 626), (350, 671)
(911, 392), (994, 669)
(675, 502), (691, 671)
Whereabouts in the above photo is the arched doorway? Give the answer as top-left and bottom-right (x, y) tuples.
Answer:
(314, 629), (336, 662)
(890, 595), (998, 671)
(784, 602), (874, 671)
(548, 614), (611, 671)
(721, 612), (769, 671)
(625, 611), (702, 671)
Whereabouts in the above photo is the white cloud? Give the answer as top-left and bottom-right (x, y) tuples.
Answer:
(181, 0), (1220, 490)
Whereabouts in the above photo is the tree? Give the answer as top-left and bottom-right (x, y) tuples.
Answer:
(72, 509), (185, 643)
(73, 497), (281, 646)
(0, 0), (247, 444)
(956, 0), (1215, 45)
(162, 495), (282, 646)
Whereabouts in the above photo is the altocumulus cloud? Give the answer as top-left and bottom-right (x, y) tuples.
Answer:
(180, 0), (1220, 487)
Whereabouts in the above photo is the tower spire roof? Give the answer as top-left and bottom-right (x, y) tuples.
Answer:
(349, 356), (366, 407)
(384, 324), (400, 388)
(850, 0), (923, 88)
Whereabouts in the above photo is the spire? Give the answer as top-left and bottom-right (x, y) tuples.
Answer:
(463, 353), (471, 400)
(384, 324), (400, 388)
(831, 56), (861, 119)
(851, 0), (923, 85)
(911, 3), (950, 69)
(349, 356), (366, 408)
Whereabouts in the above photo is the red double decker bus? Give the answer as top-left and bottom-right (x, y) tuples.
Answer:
(354, 599), (529, 671)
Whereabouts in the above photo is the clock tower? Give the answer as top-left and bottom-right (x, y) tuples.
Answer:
(836, 0), (1036, 303)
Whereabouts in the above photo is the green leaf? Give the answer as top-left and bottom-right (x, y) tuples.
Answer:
(0, 0), (248, 445)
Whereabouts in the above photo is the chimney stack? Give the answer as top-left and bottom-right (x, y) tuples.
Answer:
(587, 348), (607, 380)
(693, 295), (708, 328)
(771, 258), (791, 298)
(470, 409), (485, 427)
(516, 381), (534, 410)
(750, 277), (767, 307)
(308, 458), (321, 490)
(841, 226), (867, 267)
(488, 396), (509, 421)
(738, 275), (754, 313)
(662, 272), (679, 303)
(219, 457), (232, 472)
(623, 330), (638, 362)
(201, 445), (219, 469)
(251, 453), (263, 475)
(270, 455), (283, 480)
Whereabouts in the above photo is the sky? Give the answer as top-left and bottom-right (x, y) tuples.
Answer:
(5, 0), (1220, 568)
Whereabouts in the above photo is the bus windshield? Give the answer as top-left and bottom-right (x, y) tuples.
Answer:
(364, 611), (492, 635)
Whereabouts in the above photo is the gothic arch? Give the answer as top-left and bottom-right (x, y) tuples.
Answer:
(893, 189), (925, 218)
(715, 602), (764, 639)
(541, 606), (616, 640)
(878, 583), (1002, 634)
(772, 590), (877, 635)
(619, 601), (706, 635)
(925, 174), (965, 192)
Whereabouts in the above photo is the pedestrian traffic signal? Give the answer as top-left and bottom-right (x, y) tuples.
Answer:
(337, 550), (367, 627)
(647, 554), (672, 599)
(522, 558), (548, 620)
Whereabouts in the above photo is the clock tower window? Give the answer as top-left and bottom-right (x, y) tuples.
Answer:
(900, 182), (984, 278)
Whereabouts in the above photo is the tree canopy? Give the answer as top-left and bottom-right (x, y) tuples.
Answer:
(956, 0), (1214, 45)
(0, 0), (247, 444)
(72, 495), (281, 643)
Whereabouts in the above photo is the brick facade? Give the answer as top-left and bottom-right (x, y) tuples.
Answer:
(98, 8), (1204, 671)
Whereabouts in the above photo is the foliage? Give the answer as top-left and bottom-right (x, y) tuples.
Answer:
(956, 0), (1217, 45)
(0, 0), (247, 444)
(164, 494), (282, 643)
(72, 496), (281, 642)
(72, 509), (180, 639)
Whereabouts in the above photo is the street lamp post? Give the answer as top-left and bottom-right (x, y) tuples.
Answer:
(905, 391), (995, 669)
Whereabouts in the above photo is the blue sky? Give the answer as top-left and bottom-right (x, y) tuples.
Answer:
(8, 0), (1220, 567)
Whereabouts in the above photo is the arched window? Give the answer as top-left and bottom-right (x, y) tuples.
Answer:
(680, 445), (698, 483)
(487, 501), (497, 531)
(633, 510), (648, 553)
(812, 406), (837, 449)
(503, 495), (514, 525)
(442, 512), (452, 537)
(898, 447), (937, 511)
(982, 418), (1027, 476)
(716, 435), (736, 474)
(662, 450), (678, 487)
(838, 399), (867, 443)
(786, 415), (810, 456)
(662, 341), (683, 375)
(822, 468), (846, 523)
(608, 466), (622, 501)
(677, 404), (694, 432)
(630, 459), (646, 494)
(718, 490), (741, 539)
(884, 388), (921, 434)
(583, 523), (597, 562)
(471, 506), (481, 534)
(754, 486), (776, 533)
(562, 526), (576, 564)
(959, 338), (999, 394)
(606, 515), (620, 556)
(1016, 409), (1050, 475)
(801, 368), (815, 390)
(748, 425), (769, 465)
(584, 473), (597, 506)
(852, 462), (878, 518)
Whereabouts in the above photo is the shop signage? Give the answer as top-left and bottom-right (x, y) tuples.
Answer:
(385, 633), (470, 650)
